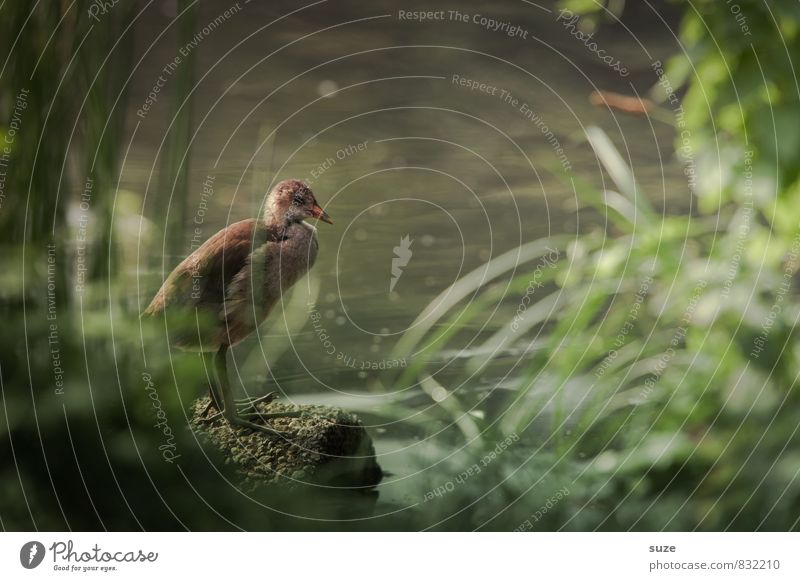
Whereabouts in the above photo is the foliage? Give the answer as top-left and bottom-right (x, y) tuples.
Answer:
(384, 0), (800, 530)
(394, 123), (800, 529)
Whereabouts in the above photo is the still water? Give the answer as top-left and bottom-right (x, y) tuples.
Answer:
(121, 0), (685, 508)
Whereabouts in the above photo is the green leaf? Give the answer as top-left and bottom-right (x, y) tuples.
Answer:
(585, 126), (656, 220)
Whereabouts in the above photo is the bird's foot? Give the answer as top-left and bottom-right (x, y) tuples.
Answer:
(199, 399), (223, 423)
(234, 391), (280, 414)
(199, 409), (292, 434)
(199, 392), (280, 424)
(200, 398), (219, 419)
(240, 410), (304, 421)
(198, 410), (222, 424)
(225, 413), (288, 437)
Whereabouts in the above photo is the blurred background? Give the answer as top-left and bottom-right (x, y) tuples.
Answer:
(2, 0), (800, 530)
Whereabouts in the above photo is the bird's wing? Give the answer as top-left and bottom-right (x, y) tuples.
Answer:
(144, 219), (272, 316)
(222, 222), (293, 324)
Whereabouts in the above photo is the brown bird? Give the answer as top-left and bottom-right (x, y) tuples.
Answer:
(144, 179), (332, 435)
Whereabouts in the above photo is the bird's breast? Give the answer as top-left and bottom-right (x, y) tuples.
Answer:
(266, 221), (319, 293)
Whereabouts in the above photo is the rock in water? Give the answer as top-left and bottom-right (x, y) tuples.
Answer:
(190, 397), (382, 490)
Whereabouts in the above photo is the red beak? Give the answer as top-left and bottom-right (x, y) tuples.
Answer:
(311, 203), (333, 224)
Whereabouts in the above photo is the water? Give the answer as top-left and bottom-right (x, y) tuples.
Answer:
(124, 0), (685, 510)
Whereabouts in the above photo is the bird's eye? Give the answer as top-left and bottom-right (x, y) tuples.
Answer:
(293, 194), (304, 206)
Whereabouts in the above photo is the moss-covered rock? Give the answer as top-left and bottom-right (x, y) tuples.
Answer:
(190, 397), (382, 490)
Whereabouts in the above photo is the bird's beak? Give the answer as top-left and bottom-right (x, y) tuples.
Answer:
(310, 203), (333, 224)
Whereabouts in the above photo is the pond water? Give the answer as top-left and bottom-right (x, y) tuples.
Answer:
(123, 0), (686, 516)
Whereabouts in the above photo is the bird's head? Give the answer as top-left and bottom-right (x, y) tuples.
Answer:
(264, 179), (332, 227)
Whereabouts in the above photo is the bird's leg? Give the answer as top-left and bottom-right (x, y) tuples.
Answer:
(213, 345), (286, 437)
(200, 399), (216, 419)
(200, 351), (223, 418)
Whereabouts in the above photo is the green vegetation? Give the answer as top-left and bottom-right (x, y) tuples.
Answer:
(384, 0), (800, 530)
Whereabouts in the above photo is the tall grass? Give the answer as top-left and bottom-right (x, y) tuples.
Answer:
(390, 126), (800, 530)
(157, 0), (197, 260)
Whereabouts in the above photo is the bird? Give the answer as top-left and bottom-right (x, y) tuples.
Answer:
(144, 179), (332, 435)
